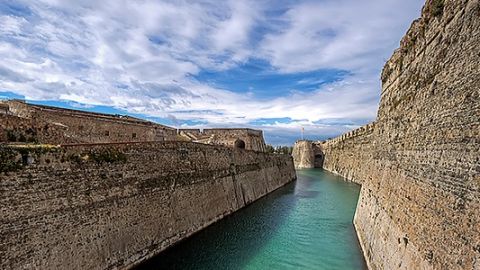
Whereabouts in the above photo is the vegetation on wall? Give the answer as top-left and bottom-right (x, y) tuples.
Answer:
(5, 129), (38, 143)
(89, 149), (127, 163)
(0, 147), (22, 173)
(0, 145), (61, 173)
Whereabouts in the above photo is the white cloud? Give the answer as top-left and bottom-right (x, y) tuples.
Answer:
(258, 0), (422, 74)
(0, 15), (27, 34)
(0, 0), (423, 144)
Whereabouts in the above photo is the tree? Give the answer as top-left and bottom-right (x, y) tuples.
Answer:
(265, 144), (275, 153)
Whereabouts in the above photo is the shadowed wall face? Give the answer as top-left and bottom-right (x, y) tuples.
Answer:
(322, 1), (480, 269)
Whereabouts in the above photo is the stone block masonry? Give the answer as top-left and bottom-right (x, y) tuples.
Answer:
(0, 141), (296, 269)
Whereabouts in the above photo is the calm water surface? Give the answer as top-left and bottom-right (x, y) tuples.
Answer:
(138, 169), (367, 270)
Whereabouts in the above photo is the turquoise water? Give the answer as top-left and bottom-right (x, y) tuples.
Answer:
(138, 169), (366, 270)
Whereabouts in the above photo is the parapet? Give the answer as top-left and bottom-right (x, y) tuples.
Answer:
(323, 122), (376, 146)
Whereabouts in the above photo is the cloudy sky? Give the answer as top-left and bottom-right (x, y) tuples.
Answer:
(0, 0), (423, 145)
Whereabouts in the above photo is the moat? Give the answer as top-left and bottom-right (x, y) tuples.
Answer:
(138, 169), (366, 270)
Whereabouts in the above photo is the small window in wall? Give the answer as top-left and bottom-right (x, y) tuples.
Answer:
(79, 125), (84, 131)
(104, 131), (110, 136)
(132, 133), (137, 138)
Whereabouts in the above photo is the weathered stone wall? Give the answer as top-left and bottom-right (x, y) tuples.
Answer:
(322, 123), (376, 185)
(0, 113), (75, 144)
(0, 100), (177, 144)
(322, 0), (480, 269)
(0, 141), (296, 270)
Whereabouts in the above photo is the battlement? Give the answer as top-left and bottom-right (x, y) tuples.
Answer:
(323, 122), (376, 146)
(1, 99), (173, 128)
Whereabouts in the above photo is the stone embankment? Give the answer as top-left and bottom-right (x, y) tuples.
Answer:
(0, 141), (296, 270)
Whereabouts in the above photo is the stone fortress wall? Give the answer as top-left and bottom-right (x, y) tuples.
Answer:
(0, 100), (267, 152)
(0, 142), (295, 270)
(293, 0), (479, 269)
(178, 128), (266, 152)
(0, 100), (265, 152)
(0, 100), (177, 144)
(0, 97), (292, 269)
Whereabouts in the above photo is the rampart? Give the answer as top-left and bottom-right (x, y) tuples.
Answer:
(0, 141), (296, 270)
(294, 0), (479, 269)
(0, 100), (177, 144)
(322, 123), (376, 184)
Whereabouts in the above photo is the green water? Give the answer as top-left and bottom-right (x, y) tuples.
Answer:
(138, 169), (366, 270)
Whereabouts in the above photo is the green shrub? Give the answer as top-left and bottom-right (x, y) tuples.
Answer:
(26, 136), (38, 143)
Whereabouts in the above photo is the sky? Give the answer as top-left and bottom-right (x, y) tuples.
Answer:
(0, 0), (423, 145)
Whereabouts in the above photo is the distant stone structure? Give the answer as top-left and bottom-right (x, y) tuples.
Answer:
(179, 128), (266, 152)
(0, 99), (177, 144)
(291, 140), (324, 169)
(0, 100), (268, 152)
(293, 0), (479, 269)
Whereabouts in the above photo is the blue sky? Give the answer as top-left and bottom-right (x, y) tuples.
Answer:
(0, 0), (423, 145)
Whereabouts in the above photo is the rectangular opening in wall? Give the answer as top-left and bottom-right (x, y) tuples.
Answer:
(132, 133), (137, 138)
(105, 131), (110, 136)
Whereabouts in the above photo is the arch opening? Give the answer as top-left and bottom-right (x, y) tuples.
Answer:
(234, 139), (246, 149)
(314, 153), (324, 168)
